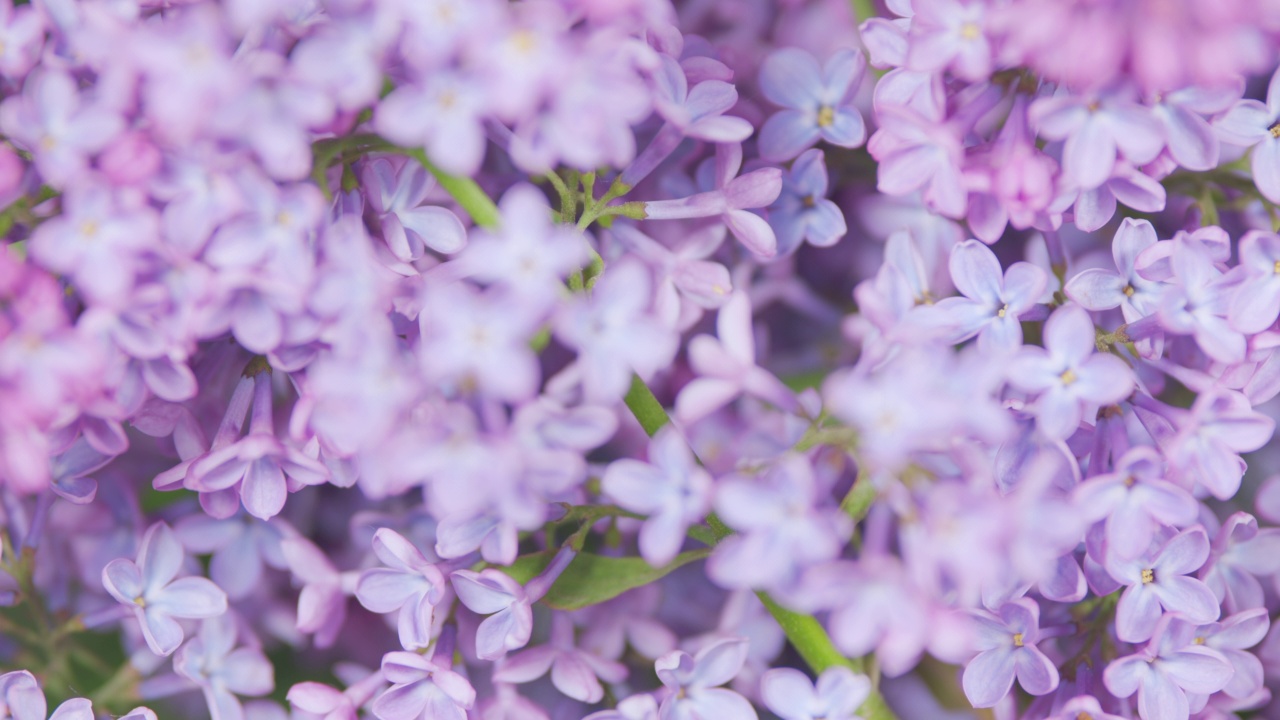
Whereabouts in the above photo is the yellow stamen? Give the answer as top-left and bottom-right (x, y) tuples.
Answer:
(1193, 636), (1206, 645)
(1141, 568), (1155, 584)
(1273, 260), (1280, 274)
(816, 106), (835, 128)
(802, 195), (817, 209)
(960, 22), (980, 40)
(1123, 284), (1135, 297)
(996, 304), (1008, 318)
(1060, 368), (1078, 385)
(1270, 121), (1280, 139)
(1012, 632), (1024, 647)
(79, 220), (99, 238)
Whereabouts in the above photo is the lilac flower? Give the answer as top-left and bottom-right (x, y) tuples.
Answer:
(450, 548), (575, 661)
(655, 638), (756, 720)
(1151, 233), (1245, 364)
(0, 2), (43, 80)
(1105, 526), (1220, 643)
(757, 47), (866, 162)
(174, 614), (275, 720)
(377, 71), (486, 177)
(1194, 608), (1269, 701)
(961, 598), (1059, 708)
(1029, 91), (1163, 190)
(280, 537), (349, 649)
(583, 694), (658, 720)
(373, 650), (475, 720)
(602, 426), (711, 567)
(1006, 304), (1133, 439)
(0, 672), (94, 720)
(767, 148), (847, 256)
(1152, 84), (1238, 171)
(1046, 696), (1124, 720)
(1104, 614), (1234, 720)
(609, 223), (730, 330)
(760, 666), (871, 720)
(1228, 230), (1280, 334)
(493, 613), (627, 704)
(709, 454), (851, 589)
(1165, 390), (1274, 501)
(905, 0), (992, 81)
(576, 585), (677, 661)
(1064, 218), (1163, 322)
(418, 283), (541, 402)
(1069, 162), (1168, 233)
(553, 259), (678, 403)
(362, 157), (467, 261)
(354, 528), (447, 652)
(102, 521), (228, 656)
(0, 70), (123, 186)
(1201, 512), (1280, 615)
(869, 105), (966, 218)
(642, 144), (783, 258)
(927, 239), (1048, 353)
(173, 513), (292, 601)
(1214, 67), (1280, 202)
(674, 291), (797, 426)
(1074, 446), (1198, 561)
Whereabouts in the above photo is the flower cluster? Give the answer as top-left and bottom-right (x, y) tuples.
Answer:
(1, 1), (1280, 720)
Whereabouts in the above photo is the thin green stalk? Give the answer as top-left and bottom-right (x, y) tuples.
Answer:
(408, 150), (501, 229)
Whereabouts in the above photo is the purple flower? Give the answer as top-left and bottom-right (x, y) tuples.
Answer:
(1166, 390), (1274, 501)
(709, 454), (851, 590)
(674, 291), (797, 426)
(1105, 526), (1220, 644)
(173, 513), (292, 601)
(362, 157), (467, 262)
(1228, 230), (1280, 334)
(1104, 614), (1234, 720)
(1152, 84), (1238, 172)
(583, 694), (658, 720)
(1074, 446), (1198, 561)
(493, 613), (627, 704)
(1213, 67), (1280, 203)
(1046, 696), (1124, 720)
(609, 223), (731, 331)
(175, 614), (275, 720)
(757, 47), (866, 162)
(354, 528), (447, 652)
(767, 148), (847, 256)
(655, 637), (756, 720)
(905, 0), (992, 81)
(1029, 91), (1163, 190)
(450, 569), (534, 661)
(869, 105), (966, 218)
(1201, 512), (1280, 615)
(1064, 218), (1163, 322)
(417, 283), (542, 402)
(281, 537), (349, 649)
(760, 666), (871, 720)
(0, 672), (94, 720)
(1194, 608), (1269, 701)
(1006, 304), (1133, 439)
(372, 652), (475, 720)
(602, 425), (712, 566)
(961, 598), (1059, 708)
(0, 70), (122, 186)
(553, 259), (678, 403)
(927, 239), (1047, 353)
(102, 521), (228, 656)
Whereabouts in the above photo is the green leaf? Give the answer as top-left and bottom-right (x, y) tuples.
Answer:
(498, 549), (709, 610)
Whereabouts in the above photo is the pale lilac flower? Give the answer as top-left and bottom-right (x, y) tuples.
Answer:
(655, 638), (756, 720)
(376, 71), (486, 177)
(0, 672), (94, 720)
(417, 283), (541, 402)
(1029, 91), (1164, 190)
(869, 105), (966, 218)
(1194, 608), (1269, 701)
(354, 528), (446, 652)
(927, 239), (1047, 353)
(1070, 162), (1168, 233)
(760, 666), (871, 720)
(450, 548), (575, 661)
(363, 157), (467, 262)
(1046, 696), (1124, 720)
(174, 614), (274, 720)
(961, 598), (1059, 708)
(173, 513), (292, 601)
(281, 537), (349, 649)
(602, 425), (712, 566)
(373, 648), (478, 717)
(583, 694), (658, 720)
(493, 613), (627, 704)
(642, 144), (783, 258)
(1104, 614), (1234, 720)
(1165, 390), (1274, 501)
(553, 259), (678, 403)
(1228, 230), (1280, 334)
(905, 0), (992, 81)
(1074, 446), (1198, 561)
(609, 223), (730, 330)
(1006, 304), (1133, 439)
(1151, 233), (1245, 365)
(0, 2), (43, 79)
(709, 454), (851, 589)
(1201, 512), (1280, 615)
(674, 291), (797, 426)
(1214, 67), (1280, 203)
(102, 521), (228, 656)
(768, 148), (847, 255)
(1152, 84), (1239, 171)
(0, 70), (123, 186)
(1065, 218), (1163, 321)
(757, 47), (866, 161)
(1106, 526), (1220, 643)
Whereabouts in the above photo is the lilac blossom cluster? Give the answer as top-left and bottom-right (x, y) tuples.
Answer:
(4, 0), (1280, 719)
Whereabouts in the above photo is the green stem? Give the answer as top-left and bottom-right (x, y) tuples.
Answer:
(622, 374), (670, 436)
(408, 150), (501, 229)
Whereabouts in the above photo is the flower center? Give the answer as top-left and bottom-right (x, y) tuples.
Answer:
(1077, 714), (1093, 720)
(80, 220), (99, 239)
(1270, 121), (1280, 139)
(1059, 368), (1077, 385)
(960, 22), (980, 40)
(1123, 284), (1135, 297)
(996, 304), (1008, 318)
(1141, 568), (1155, 584)
(1273, 260), (1280, 274)
(802, 195), (817, 209)
(1012, 632), (1024, 647)
(816, 106), (835, 128)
